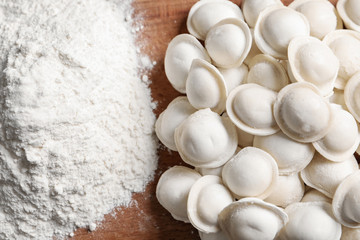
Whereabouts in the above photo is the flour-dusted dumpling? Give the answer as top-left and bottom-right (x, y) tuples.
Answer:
(313, 104), (360, 162)
(254, 131), (315, 175)
(187, 0), (244, 40)
(156, 166), (201, 222)
(155, 96), (197, 151)
(218, 64), (248, 93)
(186, 59), (227, 114)
(246, 54), (289, 92)
(222, 147), (278, 199)
(288, 36), (339, 97)
(301, 153), (359, 198)
(241, 0), (283, 28)
(289, 0), (343, 39)
(278, 202), (342, 240)
(323, 30), (360, 90)
(332, 170), (360, 228)
(254, 6), (310, 59)
(205, 18), (252, 68)
(344, 71), (360, 122)
(219, 198), (288, 240)
(337, 0), (360, 33)
(274, 82), (333, 143)
(175, 109), (238, 168)
(187, 175), (234, 233)
(226, 84), (279, 136)
(264, 173), (305, 208)
(165, 34), (211, 93)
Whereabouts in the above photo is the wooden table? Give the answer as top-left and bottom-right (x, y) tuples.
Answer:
(71, 0), (338, 239)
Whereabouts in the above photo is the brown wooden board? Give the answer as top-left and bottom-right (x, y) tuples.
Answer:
(71, 0), (338, 239)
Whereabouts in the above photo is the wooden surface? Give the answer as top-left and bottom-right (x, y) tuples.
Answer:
(70, 0), (338, 239)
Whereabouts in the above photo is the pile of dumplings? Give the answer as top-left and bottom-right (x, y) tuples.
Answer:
(155, 0), (360, 239)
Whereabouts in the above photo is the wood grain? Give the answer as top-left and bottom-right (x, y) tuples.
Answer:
(70, 0), (338, 239)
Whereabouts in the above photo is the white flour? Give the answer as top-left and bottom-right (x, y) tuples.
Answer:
(0, 0), (158, 239)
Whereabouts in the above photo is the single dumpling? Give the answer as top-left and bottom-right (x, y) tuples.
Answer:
(219, 198), (288, 240)
(175, 108), (238, 168)
(274, 82), (333, 143)
(254, 6), (310, 59)
(278, 202), (342, 240)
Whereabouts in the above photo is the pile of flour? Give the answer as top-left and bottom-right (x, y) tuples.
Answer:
(0, 0), (158, 239)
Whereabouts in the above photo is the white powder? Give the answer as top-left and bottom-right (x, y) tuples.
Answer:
(0, 0), (158, 239)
